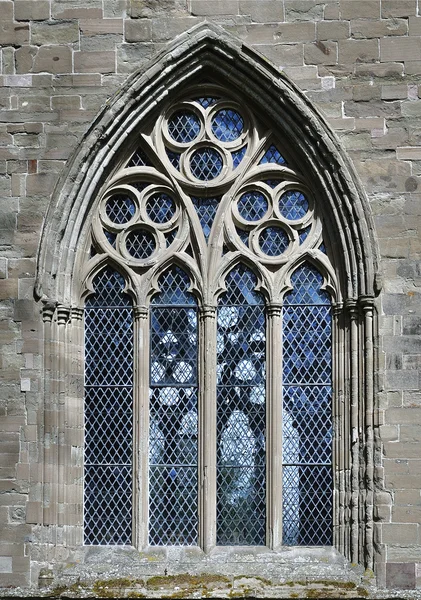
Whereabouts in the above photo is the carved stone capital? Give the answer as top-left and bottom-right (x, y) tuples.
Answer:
(359, 296), (375, 313)
(42, 300), (57, 323)
(71, 307), (84, 322)
(199, 305), (217, 320)
(266, 304), (283, 319)
(133, 305), (148, 320)
(345, 299), (358, 320)
(57, 304), (71, 325)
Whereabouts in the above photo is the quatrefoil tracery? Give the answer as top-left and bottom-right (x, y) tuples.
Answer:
(90, 87), (330, 298)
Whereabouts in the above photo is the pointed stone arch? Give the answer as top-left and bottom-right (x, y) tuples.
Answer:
(34, 22), (381, 581)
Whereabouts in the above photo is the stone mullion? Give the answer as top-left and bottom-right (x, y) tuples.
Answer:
(133, 306), (149, 549)
(266, 304), (283, 550)
(198, 306), (217, 553)
(332, 303), (344, 555)
(347, 300), (359, 564)
(361, 297), (375, 570)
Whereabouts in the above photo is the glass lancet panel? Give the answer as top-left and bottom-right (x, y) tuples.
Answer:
(84, 268), (133, 545)
(216, 265), (266, 545)
(282, 264), (332, 546)
(149, 266), (198, 545)
(191, 196), (220, 241)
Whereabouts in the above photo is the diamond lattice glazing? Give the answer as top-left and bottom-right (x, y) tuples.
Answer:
(84, 268), (133, 545)
(149, 267), (198, 545)
(237, 191), (268, 222)
(232, 146), (247, 168)
(106, 194), (136, 224)
(279, 190), (309, 220)
(127, 147), (151, 167)
(259, 226), (289, 256)
(191, 196), (220, 241)
(217, 265), (266, 545)
(125, 229), (155, 259)
(211, 109), (244, 142)
(259, 144), (286, 165)
(282, 263), (332, 546)
(190, 147), (223, 180)
(146, 192), (176, 224)
(168, 110), (201, 143)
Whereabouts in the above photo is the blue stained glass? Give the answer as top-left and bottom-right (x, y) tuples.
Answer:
(319, 241), (327, 254)
(235, 227), (249, 247)
(166, 149), (181, 169)
(106, 194), (135, 224)
(259, 144), (286, 165)
(149, 266), (198, 545)
(299, 226), (311, 244)
(211, 109), (244, 142)
(191, 196), (220, 241)
(146, 192), (176, 224)
(194, 96), (219, 108)
(84, 267), (133, 545)
(190, 147), (223, 180)
(165, 229), (177, 247)
(232, 145), (247, 168)
(127, 147), (151, 167)
(86, 268), (131, 307)
(279, 190), (309, 220)
(217, 264), (266, 545)
(168, 110), (201, 143)
(152, 266), (196, 306)
(282, 261), (332, 546)
(237, 191), (268, 222)
(126, 229), (155, 259)
(265, 179), (282, 188)
(259, 226), (289, 256)
(220, 265), (264, 306)
(284, 264), (330, 305)
(104, 229), (116, 248)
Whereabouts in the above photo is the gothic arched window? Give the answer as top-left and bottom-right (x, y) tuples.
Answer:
(82, 86), (337, 550)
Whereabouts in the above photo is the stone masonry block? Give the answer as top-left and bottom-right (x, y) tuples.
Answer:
(151, 17), (201, 42)
(14, 0), (50, 21)
(381, 37), (421, 62)
(304, 41), (337, 65)
(409, 16), (421, 36)
(124, 19), (152, 42)
(339, 39), (379, 64)
(383, 524), (418, 545)
(31, 21), (79, 45)
(0, 23), (30, 46)
(79, 19), (123, 36)
(190, 0), (238, 16)
(0, 1), (13, 20)
(284, 1), (325, 22)
(274, 22), (315, 43)
(15, 46), (72, 75)
(258, 43), (304, 67)
(74, 51), (116, 73)
(340, 0), (380, 20)
(351, 18), (407, 39)
(386, 563), (416, 589)
(317, 20), (349, 40)
(382, 0), (416, 18)
(239, 0), (284, 23)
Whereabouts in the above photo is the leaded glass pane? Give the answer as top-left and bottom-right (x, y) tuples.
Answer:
(125, 229), (155, 259)
(106, 194), (136, 225)
(168, 110), (201, 143)
(211, 109), (244, 142)
(190, 147), (223, 180)
(191, 196), (220, 241)
(84, 267), (133, 545)
(146, 192), (176, 224)
(149, 266), (198, 545)
(282, 263), (332, 546)
(259, 226), (289, 256)
(279, 190), (309, 220)
(237, 191), (268, 222)
(217, 265), (266, 545)
(232, 146), (247, 168)
(259, 144), (286, 165)
(127, 147), (151, 167)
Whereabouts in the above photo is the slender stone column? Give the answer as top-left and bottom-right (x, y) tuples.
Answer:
(133, 306), (149, 549)
(361, 297), (374, 570)
(332, 303), (344, 554)
(56, 305), (71, 527)
(347, 300), (359, 564)
(198, 305), (217, 553)
(266, 304), (283, 550)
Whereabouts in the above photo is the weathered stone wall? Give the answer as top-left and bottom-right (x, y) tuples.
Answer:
(0, 0), (420, 592)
